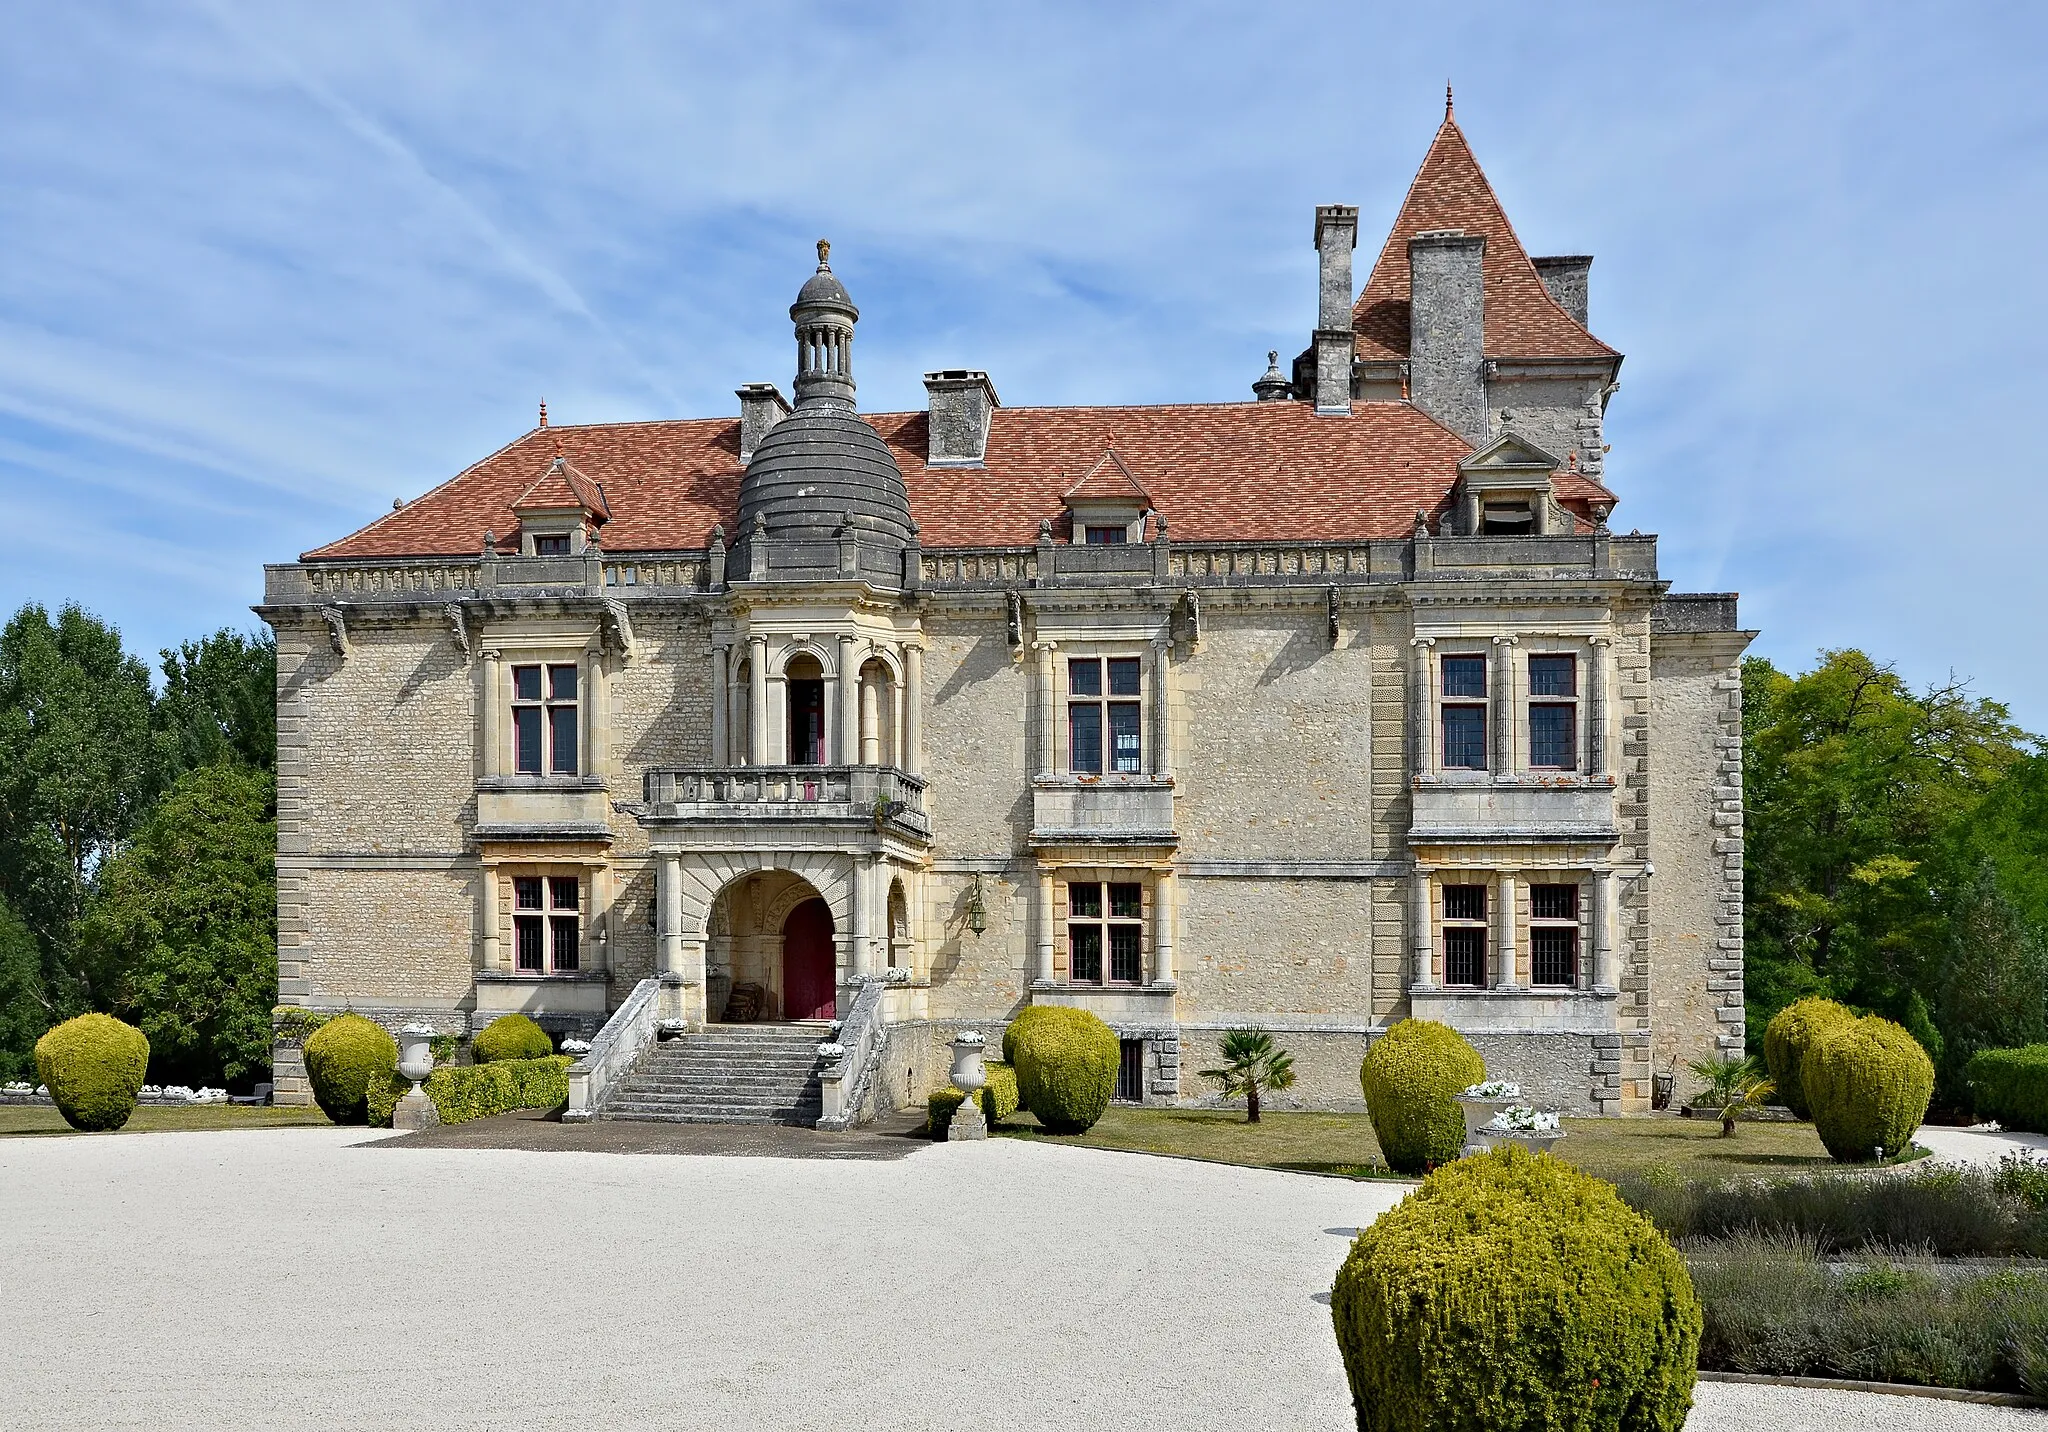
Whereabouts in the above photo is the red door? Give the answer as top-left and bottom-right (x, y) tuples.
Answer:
(781, 898), (837, 1020)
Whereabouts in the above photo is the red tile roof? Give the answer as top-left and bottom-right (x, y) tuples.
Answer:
(1061, 448), (1151, 505)
(304, 400), (1616, 561)
(1352, 116), (1618, 364)
(510, 455), (611, 520)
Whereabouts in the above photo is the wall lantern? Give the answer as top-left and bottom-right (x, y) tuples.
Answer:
(965, 874), (989, 937)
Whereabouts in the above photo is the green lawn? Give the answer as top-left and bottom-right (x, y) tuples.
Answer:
(0, 1103), (335, 1137)
(993, 1106), (1843, 1181)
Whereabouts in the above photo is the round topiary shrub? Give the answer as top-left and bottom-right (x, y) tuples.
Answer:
(33, 1013), (150, 1132)
(1012, 1008), (1119, 1134)
(1360, 1019), (1485, 1174)
(1331, 1144), (1701, 1432)
(1804, 1014), (1935, 1162)
(302, 1014), (398, 1124)
(1763, 996), (1855, 1119)
(1001, 1006), (1060, 1066)
(471, 1013), (552, 1064)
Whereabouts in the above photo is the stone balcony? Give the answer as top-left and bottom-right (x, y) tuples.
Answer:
(1030, 775), (1176, 847)
(475, 775), (612, 841)
(1409, 774), (1619, 845)
(640, 765), (930, 840)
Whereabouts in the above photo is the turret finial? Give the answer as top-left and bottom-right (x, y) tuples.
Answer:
(817, 238), (831, 268)
(538, 399), (548, 428)
(1445, 83), (1453, 119)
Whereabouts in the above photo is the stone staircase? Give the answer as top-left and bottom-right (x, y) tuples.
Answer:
(601, 1023), (830, 1126)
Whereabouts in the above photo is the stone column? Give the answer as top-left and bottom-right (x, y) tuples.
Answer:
(1410, 867), (1435, 989)
(478, 865), (501, 971)
(1150, 636), (1173, 779)
(585, 645), (607, 778)
(1592, 868), (1618, 992)
(657, 852), (683, 976)
(1034, 864), (1056, 985)
(903, 643), (924, 776)
(747, 636), (768, 766)
(1492, 634), (1519, 774)
(860, 676), (881, 765)
(1152, 867), (1177, 987)
(1409, 637), (1436, 775)
(838, 635), (861, 765)
(1495, 871), (1519, 989)
(709, 644), (730, 766)
(480, 648), (502, 778)
(849, 856), (871, 978)
(1032, 641), (1057, 777)
(1587, 636), (1611, 779)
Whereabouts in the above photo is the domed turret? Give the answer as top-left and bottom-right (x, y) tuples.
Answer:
(733, 241), (914, 587)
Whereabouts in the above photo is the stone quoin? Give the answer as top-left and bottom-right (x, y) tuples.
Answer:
(258, 102), (1751, 1123)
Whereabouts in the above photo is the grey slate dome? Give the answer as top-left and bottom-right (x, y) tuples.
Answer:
(732, 240), (915, 587)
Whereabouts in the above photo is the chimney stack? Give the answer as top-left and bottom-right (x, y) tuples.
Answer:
(735, 382), (791, 464)
(922, 370), (1000, 466)
(1312, 205), (1359, 415)
(1532, 255), (1592, 329)
(1407, 230), (1487, 445)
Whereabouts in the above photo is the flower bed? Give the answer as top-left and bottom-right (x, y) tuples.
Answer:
(4, 1082), (229, 1106)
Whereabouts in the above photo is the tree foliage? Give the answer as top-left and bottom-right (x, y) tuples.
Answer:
(155, 629), (276, 775)
(77, 764), (277, 1085)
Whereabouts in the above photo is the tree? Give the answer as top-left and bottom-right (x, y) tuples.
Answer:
(1685, 1054), (1774, 1138)
(155, 629), (276, 775)
(0, 896), (45, 1084)
(1743, 651), (2034, 1051)
(1199, 1028), (1296, 1123)
(76, 764), (276, 1086)
(0, 604), (161, 1057)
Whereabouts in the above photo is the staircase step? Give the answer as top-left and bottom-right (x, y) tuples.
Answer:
(602, 1025), (838, 1129)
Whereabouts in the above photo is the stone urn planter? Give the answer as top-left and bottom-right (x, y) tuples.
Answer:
(947, 1032), (988, 1142)
(1474, 1105), (1564, 1157)
(1455, 1082), (1525, 1151)
(393, 1022), (441, 1131)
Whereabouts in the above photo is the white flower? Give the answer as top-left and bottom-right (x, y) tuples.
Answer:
(1461, 1081), (1524, 1101)
(399, 1021), (437, 1038)
(954, 1031), (986, 1047)
(817, 1043), (846, 1059)
(560, 1039), (591, 1055)
(4, 1081), (31, 1093)
(658, 1018), (687, 1034)
(1485, 1105), (1561, 1135)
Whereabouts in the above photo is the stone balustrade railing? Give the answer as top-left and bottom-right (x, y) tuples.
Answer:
(563, 975), (665, 1121)
(641, 765), (930, 835)
(816, 973), (896, 1130)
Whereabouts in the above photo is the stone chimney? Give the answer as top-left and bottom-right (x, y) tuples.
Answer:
(1408, 230), (1487, 445)
(1532, 256), (1592, 328)
(922, 370), (999, 466)
(735, 382), (791, 464)
(1312, 204), (1359, 415)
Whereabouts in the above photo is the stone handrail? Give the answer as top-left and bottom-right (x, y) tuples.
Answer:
(816, 973), (897, 1131)
(643, 765), (928, 817)
(563, 976), (662, 1122)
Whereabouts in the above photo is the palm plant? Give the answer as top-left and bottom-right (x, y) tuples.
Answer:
(1199, 1029), (1296, 1124)
(1687, 1054), (1775, 1138)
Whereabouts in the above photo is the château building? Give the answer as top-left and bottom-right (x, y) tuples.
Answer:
(262, 101), (1751, 1123)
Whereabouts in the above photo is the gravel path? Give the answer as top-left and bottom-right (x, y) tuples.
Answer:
(1, 1127), (2042, 1430)
(1918, 1124), (2048, 1168)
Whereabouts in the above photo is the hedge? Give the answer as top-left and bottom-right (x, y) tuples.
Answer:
(1012, 1008), (1120, 1134)
(302, 1014), (398, 1124)
(1805, 1015), (1935, 1162)
(1967, 1045), (2048, 1133)
(1763, 997), (1856, 1119)
(472, 1013), (553, 1063)
(1360, 1019), (1485, 1174)
(1331, 1145), (1701, 1432)
(370, 1055), (573, 1128)
(33, 1014), (150, 1132)
(1002, 1007), (1061, 1066)
(927, 1062), (1020, 1136)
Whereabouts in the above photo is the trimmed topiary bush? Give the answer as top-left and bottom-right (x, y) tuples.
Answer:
(303, 1014), (398, 1124)
(471, 1013), (552, 1063)
(926, 1061), (1021, 1136)
(33, 1013), (150, 1132)
(1001, 1006), (1060, 1066)
(1332, 1145), (1701, 1432)
(1805, 1015), (1935, 1162)
(1360, 1019), (1485, 1174)
(369, 1055), (572, 1128)
(1012, 1008), (1119, 1134)
(1763, 997), (1856, 1119)
(1967, 1045), (2048, 1133)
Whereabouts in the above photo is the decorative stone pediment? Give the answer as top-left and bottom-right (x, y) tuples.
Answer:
(1458, 431), (1561, 481)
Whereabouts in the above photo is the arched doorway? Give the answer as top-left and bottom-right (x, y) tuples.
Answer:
(781, 898), (836, 1020)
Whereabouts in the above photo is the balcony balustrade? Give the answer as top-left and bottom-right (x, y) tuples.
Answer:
(1031, 775), (1176, 846)
(1409, 775), (1619, 844)
(641, 765), (930, 838)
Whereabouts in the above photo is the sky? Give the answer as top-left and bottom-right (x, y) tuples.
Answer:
(3, 3), (2046, 724)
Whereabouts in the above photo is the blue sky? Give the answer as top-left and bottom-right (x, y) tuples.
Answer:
(3, 4), (2046, 724)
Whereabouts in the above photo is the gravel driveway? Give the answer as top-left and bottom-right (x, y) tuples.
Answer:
(0, 1126), (2041, 1430)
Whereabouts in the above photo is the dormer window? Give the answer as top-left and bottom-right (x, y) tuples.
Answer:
(1062, 446), (1151, 546)
(533, 534), (573, 556)
(1481, 503), (1534, 535)
(1083, 525), (1128, 546)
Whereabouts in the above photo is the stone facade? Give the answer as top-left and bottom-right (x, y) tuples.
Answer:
(261, 106), (1751, 1119)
